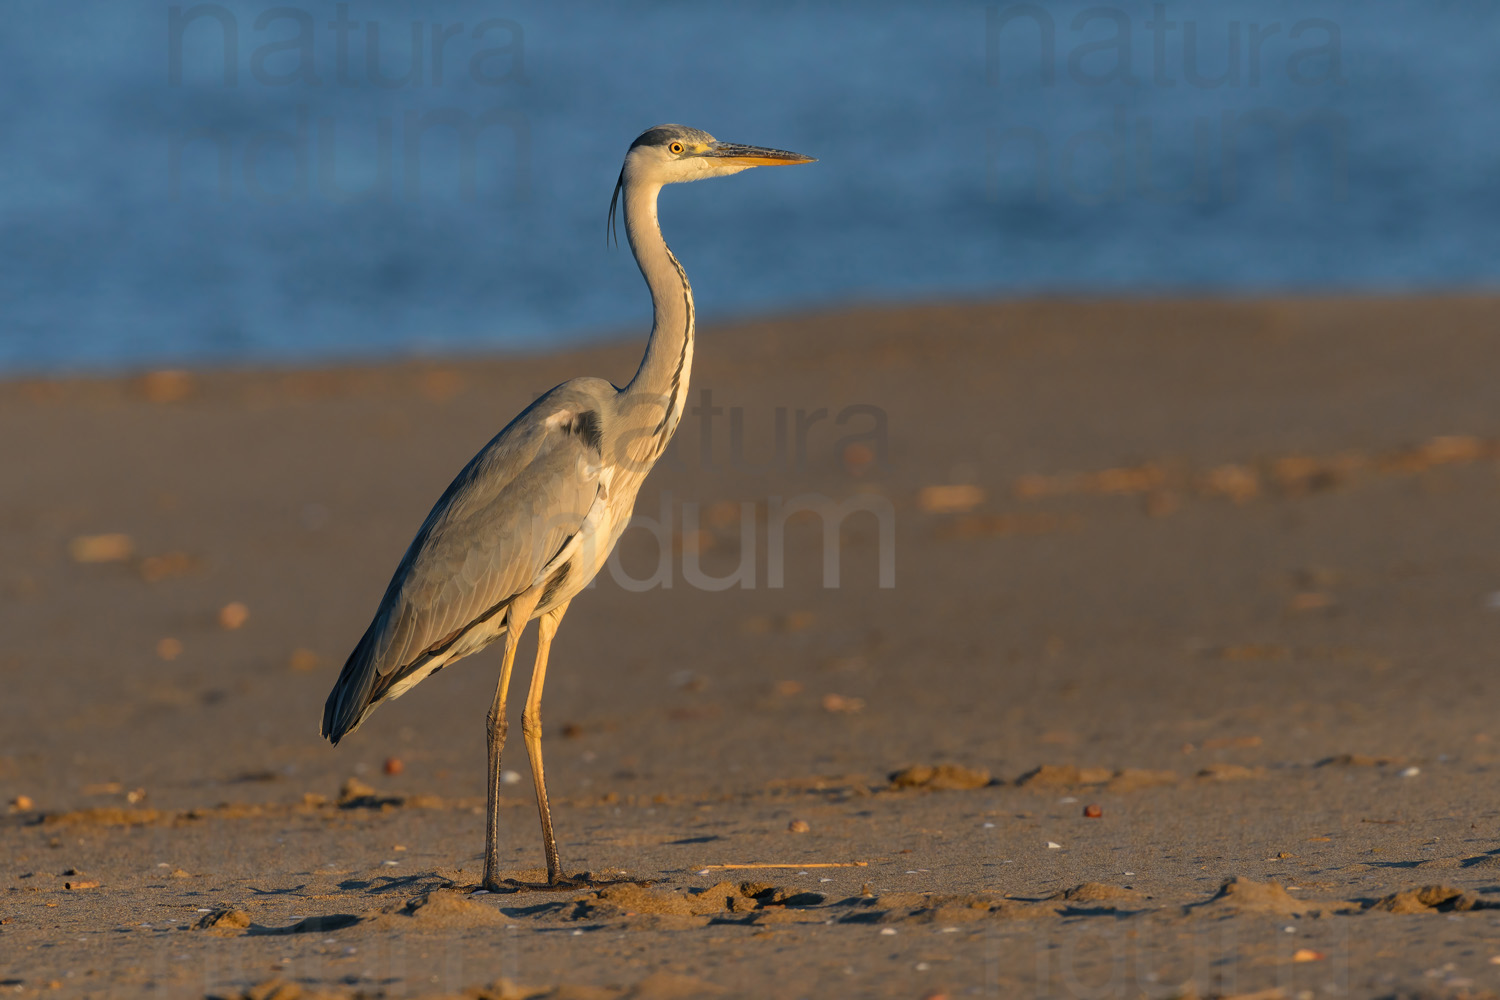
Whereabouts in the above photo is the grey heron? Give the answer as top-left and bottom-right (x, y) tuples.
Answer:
(321, 124), (815, 890)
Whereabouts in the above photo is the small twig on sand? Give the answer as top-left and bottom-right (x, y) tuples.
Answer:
(701, 862), (868, 870)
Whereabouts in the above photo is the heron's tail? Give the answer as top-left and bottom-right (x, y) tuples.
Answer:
(321, 626), (381, 745)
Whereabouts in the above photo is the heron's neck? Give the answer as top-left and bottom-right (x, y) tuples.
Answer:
(621, 179), (694, 445)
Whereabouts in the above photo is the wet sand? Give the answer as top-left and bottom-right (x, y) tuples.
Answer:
(4, 296), (1500, 998)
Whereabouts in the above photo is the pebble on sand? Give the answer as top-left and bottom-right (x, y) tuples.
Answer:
(1046, 842), (1062, 849)
(889, 764), (991, 790)
(1016, 764), (1115, 787)
(1292, 948), (1325, 962)
(703, 500), (742, 529)
(917, 484), (985, 514)
(842, 442), (876, 476)
(417, 369), (464, 402)
(1200, 464), (1261, 503)
(10, 795), (33, 811)
(787, 819), (811, 833)
(288, 648), (322, 672)
(1196, 763), (1260, 781)
(139, 551), (195, 582)
(821, 693), (865, 714)
(156, 638), (182, 661)
(1083, 803), (1103, 818)
(338, 776), (378, 802)
(137, 370), (195, 403)
(1289, 591), (1334, 612)
(383, 757), (404, 776)
(195, 909), (251, 935)
(69, 533), (134, 563)
(218, 602), (250, 630)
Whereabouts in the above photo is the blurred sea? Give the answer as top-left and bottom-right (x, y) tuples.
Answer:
(3, 1), (1497, 372)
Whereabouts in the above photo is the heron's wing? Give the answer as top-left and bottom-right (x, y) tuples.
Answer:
(323, 385), (610, 741)
(378, 430), (597, 670)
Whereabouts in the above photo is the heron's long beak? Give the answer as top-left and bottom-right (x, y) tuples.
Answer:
(704, 142), (816, 167)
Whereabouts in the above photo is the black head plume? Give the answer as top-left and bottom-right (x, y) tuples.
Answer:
(606, 167), (624, 248)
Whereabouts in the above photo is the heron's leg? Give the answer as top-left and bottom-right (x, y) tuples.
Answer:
(522, 599), (571, 885)
(482, 589), (541, 892)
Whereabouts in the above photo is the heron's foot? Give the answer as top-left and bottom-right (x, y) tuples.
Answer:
(489, 871), (626, 892)
(480, 875), (582, 893)
(552, 870), (650, 890)
(480, 863), (517, 893)
(477, 870), (641, 893)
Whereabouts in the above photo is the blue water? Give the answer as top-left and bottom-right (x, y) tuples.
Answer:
(3, 1), (1498, 373)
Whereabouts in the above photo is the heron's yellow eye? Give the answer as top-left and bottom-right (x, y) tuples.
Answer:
(669, 142), (684, 154)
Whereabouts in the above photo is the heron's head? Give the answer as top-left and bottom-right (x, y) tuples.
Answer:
(610, 124), (814, 242)
(622, 124), (815, 186)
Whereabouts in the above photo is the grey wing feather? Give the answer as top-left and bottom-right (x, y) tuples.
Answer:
(322, 381), (610, 742)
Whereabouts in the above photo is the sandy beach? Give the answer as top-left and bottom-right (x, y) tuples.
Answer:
(5, 296), (1500, 998)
